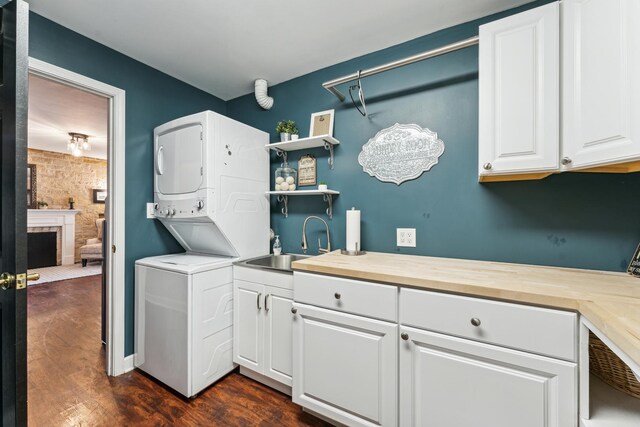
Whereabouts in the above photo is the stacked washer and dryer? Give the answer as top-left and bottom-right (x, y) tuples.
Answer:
(135, 111), (269, 397)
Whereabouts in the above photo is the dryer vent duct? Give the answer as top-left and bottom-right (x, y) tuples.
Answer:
(254, 78), (274, 110)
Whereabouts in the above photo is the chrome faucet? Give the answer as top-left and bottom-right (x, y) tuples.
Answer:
(301, 216), (331, 255)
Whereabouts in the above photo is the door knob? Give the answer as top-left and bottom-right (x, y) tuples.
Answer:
(0, 273), (15, 290)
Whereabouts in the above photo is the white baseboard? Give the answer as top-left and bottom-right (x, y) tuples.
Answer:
(123, 354), (135, 373)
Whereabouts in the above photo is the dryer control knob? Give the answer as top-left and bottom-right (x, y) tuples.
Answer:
(169, 208), (176, 216)
(160, 209), (169, 216)
(196, 200), (205, 210)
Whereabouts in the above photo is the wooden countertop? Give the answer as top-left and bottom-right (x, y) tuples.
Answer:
(292, 251), (640, 369)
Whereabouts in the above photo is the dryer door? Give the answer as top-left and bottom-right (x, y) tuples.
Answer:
(156, 123), (203, 195)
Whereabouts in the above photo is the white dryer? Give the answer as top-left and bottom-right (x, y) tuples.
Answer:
(135, 111), (269, 397)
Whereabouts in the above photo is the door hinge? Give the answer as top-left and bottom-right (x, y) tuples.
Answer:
(112, 245), (116, 253)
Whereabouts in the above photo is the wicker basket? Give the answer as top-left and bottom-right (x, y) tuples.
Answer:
(589, 331), (640, 399)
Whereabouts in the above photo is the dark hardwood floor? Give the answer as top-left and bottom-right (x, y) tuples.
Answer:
(28, 275), (329, 426)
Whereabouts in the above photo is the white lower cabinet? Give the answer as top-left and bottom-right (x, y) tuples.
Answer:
(399, 326), (577, 427)
(292, 303), (398, 427)
(233, 267), (294, 387)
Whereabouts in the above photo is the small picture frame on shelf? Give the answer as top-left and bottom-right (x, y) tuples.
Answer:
(298, 155), (317, 186)
(93, 188), (107, 204)
(310, 109), (335, 137)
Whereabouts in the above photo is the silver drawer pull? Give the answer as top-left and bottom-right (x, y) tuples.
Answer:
(257, 293), (262, 310)
(291, 307), (297, 314)
(401, 332), (409, 341)
(470, 317), (481, 327)
(334, 292), (341, 300)
(265, 294), (270, 312)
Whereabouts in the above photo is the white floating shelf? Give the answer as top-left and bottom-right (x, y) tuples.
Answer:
(267, 135), (339, 170)
(266, 189), (339, 219)
(267, 135), (339, 151)
(266, 189), (339, 196)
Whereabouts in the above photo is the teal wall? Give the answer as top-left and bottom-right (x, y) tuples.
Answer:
(227, 0), (640, 273)
(30, 1), (640, 358)
(29, 12), (226, 356)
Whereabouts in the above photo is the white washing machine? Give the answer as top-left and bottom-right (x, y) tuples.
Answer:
(135, 254), (235, 397)
(135, 111), (269, 397)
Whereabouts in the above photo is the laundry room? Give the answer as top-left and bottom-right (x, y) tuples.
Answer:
(0, 0), (638, 426)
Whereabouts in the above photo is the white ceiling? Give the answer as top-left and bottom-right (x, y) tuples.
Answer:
(28, 74), (108, 159)
(27, 0), (533, 101)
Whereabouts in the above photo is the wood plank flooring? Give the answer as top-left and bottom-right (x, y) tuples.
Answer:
(27, 275), (329, 426)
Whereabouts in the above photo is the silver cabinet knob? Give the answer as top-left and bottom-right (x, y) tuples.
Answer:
(401, 332), (409, 341)
(334, 292), (341, 300)
(291, 307), (297, 314)
(561, 157), (572, 166)
(483, 163), (492, 170)
(470, 317), (481, 327)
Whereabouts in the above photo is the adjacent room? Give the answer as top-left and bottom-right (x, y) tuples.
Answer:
(0, 0), (637, 426)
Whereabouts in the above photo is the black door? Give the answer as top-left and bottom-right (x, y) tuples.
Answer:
(0, 0), (29, 425)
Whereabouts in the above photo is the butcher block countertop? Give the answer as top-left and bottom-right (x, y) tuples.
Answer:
(292, 251), (640, 369)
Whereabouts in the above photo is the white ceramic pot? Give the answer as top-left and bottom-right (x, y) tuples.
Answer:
(280, 132), (291, 142)
(318, 184), (328, 191)
(291, 134), (299, 141)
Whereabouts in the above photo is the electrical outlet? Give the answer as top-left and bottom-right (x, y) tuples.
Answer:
(397, 228), (416, 247)
(146, 203), (156, 219)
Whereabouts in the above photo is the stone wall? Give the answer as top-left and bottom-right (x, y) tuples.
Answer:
(27, 148), (107, 263)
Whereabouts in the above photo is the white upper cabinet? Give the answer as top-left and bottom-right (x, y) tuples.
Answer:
(479, 3), (560, 179)
(562, 0), (640, 170)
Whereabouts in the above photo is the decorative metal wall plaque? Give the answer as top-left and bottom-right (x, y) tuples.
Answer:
(358, 123), (445, 185)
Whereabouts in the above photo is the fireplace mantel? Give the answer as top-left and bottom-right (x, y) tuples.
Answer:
(27, 209), (80, 265)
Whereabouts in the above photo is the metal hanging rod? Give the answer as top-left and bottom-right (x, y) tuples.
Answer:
(322, 35), (479, 101)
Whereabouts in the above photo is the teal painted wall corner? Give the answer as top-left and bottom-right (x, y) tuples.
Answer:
(29, 12), (226, 356)
(227, 0), (640, 274)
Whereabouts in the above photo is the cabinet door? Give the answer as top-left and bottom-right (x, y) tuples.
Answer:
(562, 0), (640, 169)
(293, 303), (397, 427)
(399, 326), (577, 427)
(264, 286), (293, 386)
(479, 3), (559, 177)
(232, 280), (264, 373)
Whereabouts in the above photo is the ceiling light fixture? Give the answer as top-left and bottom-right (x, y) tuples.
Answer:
(68, 132), (91, 157)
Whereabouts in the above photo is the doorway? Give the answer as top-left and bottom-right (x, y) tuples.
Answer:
(27, 58), (126, 378)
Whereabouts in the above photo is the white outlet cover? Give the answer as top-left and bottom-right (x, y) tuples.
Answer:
(146, 202), (156, 219)
(397, 228), (416, 247)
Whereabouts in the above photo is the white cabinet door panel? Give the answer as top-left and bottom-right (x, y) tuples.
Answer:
(232, 280), (263, 372)
(293, 303), (397, 427)
(264, 286), (293, 386)
(399, 326), (577, 427)
(562, 0), (640, 169)
(479, 2), (559, 176)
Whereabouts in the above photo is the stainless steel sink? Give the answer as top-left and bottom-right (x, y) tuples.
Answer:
(238, 254), (311, 272)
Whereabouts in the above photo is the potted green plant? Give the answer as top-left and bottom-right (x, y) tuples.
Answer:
(276, 120), (299, 142)
(37, 200), (49, 210)
(318, 182), (328, 191)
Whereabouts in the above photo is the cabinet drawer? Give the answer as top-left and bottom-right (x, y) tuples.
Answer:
(400, 288), (577, 361)
(294, 272), (397, 321)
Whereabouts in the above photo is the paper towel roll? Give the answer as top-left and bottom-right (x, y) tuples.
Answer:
(346, 208), (361, 252)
